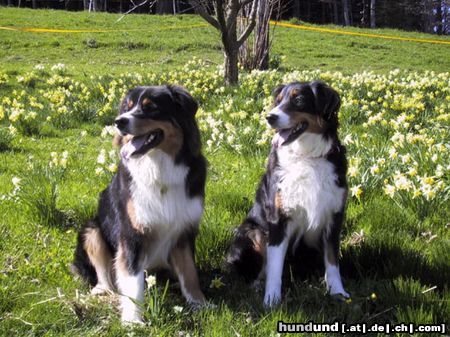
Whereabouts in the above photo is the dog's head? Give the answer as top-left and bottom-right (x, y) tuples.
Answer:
(114, 85), (200, 161)
(266, 81), (340, 146)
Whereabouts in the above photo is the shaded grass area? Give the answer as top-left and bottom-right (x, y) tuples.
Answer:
(0, 8), (449, 77)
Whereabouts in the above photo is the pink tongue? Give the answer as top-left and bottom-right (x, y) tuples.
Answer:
(120, 136), (147, 160)
(272, 129), (291, 148)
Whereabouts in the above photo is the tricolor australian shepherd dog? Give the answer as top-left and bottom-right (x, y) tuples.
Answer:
(72, 85), (207, 323)
(228, 80), (350, 306)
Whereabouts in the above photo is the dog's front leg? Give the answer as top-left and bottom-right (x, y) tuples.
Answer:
(170, 239), (206, 306)
(323, 211), (350, 299)
(264, 237), (288, 306)
(116, 245), (144, 324)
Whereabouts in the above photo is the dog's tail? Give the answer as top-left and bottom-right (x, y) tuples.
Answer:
(227, 220), (267, 282)
(70, 218), (103, 286)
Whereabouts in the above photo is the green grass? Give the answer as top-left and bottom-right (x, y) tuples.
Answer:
(0, 8), (449, 76)
(1, 7), (449, 337)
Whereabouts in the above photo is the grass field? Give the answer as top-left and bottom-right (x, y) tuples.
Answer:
(0, 7), (449, 337)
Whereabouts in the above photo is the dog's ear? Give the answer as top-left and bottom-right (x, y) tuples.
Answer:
(272, 84), (286, 104)
(310, 81), (340, 121)
(169, 85), (198, 116)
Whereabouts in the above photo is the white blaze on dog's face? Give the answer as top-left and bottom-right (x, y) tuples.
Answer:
(114, 85), (199, 161)
(266, 81), (341, 147)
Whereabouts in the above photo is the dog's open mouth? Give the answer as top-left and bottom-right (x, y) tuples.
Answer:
(278, 121), (309, 145)
(120, 129), (164, 160)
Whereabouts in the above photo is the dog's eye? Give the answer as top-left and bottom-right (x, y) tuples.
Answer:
(141, 99), (158, 113)
(125, 99), (134, 111)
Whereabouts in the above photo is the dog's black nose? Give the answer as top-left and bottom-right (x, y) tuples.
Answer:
(266, 114), (278, 124)
(114, 117), (129, 129)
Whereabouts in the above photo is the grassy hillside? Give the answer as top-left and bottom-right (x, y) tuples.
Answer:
(0, 7), (449, 76)
(0, 8), (449, 337)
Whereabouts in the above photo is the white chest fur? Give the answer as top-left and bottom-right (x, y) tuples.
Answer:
(125, 150), (203, 231)
(276, 133), (346, 243)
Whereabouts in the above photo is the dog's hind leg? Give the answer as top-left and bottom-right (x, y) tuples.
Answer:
(82, 225), (114, 295)
(227, 221), (267, 282)
(323, 212), (349, 299)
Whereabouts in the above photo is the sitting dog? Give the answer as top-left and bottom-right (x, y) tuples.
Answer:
(72, 85), (207, 323)
(228, 81), (350, 306)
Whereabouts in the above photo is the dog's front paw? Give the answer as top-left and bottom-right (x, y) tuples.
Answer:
(264, 288), (282, 307)
(185, 292), (208, 311)
(91, 284), (112, 295)
(329, 288), (350, 301)
(121, 312), (144, 325)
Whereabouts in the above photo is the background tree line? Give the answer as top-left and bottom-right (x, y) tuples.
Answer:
(1, 0), (448, 35)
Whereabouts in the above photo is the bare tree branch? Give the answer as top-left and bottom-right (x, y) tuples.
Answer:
(189, 0), (221, 30)
(116, 0), (156, 22)
(237, 0), (258, 46)
(226, 0), (241, 30)
(240, 0), (255, 7)
(215, 0), (228, 31)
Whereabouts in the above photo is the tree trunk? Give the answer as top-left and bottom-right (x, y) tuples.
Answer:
(422, 0), (434, 33)
(255, 0), (269, 69)
(370, 0), (376, 28)
(349, 0), (353, 24)
(32, 0), (37, 9)
(361, 0), (367, 26)
(343, 0), (351, 25)
(321, 2), (326, 23)
(306, 0), (311, 21)
(293, 0), (300, 19)
(435, 0), (443, 34)
(156, 0), (173, 14)
(224, 48), (239, 85)
(443, 1), (449, 34)
(333, 0), (339, 24)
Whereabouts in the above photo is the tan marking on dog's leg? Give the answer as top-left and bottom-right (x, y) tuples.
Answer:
(248, 228), (267, 257)
(83, 228), (114, 295)
(115, 244), (144, 323)
(126, 200), (144, 234)
(274, 191), (283, 210)
(170, 243), (205, 305)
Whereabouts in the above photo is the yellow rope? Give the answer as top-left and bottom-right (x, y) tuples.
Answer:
(1, 19), (449, 46)
(0, 23), (208, 33)
(270, 21), (450, 46)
